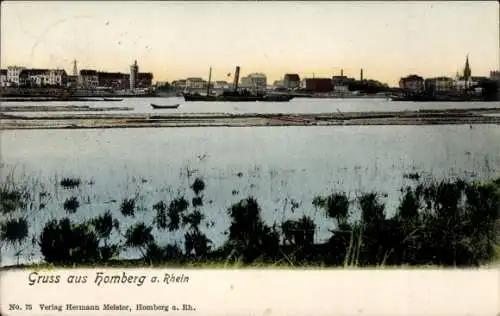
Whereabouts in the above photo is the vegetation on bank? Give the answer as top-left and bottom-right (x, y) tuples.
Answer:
(0, 172), (499, 268)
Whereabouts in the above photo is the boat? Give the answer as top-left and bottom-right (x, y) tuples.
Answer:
(150, 103), (180, 109)
(103, 98), (123, 101)
(183, 66), (294, 102)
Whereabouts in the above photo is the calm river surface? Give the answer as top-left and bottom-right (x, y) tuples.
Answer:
(2, 97), (499, 116)
(1, 99), (499, 266)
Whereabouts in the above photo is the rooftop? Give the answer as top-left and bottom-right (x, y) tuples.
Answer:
(284, 74), (300, 81)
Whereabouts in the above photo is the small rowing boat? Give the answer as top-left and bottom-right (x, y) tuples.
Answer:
(150, 103), (180, 109)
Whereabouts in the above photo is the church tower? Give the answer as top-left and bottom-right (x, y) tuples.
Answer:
(72, 60), (78, 76)
(463, 55), (471, 81)
(463, 55), (471, 90)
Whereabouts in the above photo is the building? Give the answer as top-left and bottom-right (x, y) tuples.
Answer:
(300, 78), (333, 93)
(136, 72), (153, 88)
(213, 81), (231, 89)
(453, 77), (480, 91)
(97, 72), (129, 89)
(0, 69), (7, 87)
(130, 60), (139, 90)
(272, 80), (285, 89)
(186, 77), (207, 89)
(399, 75), (424, 93)
(240, 73), (267, 89)
(19, 69), (49, 87)
(489, 70), (500, 80)
(283, 74), (300, 89)
(424, 77), (454, 93)
(47, 69), (67, 86)
(79, 69), (99, 89)
(172, 79), (187, 90)
(331, 75), (355, 93)
(18, 69), (66, 87)
(7, 66), (26, 86)
(452, 56), (483, 91)
(66, 75), (78, 88)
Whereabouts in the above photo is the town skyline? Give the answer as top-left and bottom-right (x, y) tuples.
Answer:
(1, 1), (498, 86)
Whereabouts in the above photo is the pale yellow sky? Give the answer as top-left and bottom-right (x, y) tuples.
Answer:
(1, 1), (499, 86)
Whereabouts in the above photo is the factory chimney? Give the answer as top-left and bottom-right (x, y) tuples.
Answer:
(233, 66), (240, 90)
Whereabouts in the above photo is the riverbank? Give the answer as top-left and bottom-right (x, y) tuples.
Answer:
(1, 107), (499, 129)
(1, 105), (133, 112)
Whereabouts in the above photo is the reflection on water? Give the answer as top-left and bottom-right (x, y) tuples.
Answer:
(1, 124), (500, 266)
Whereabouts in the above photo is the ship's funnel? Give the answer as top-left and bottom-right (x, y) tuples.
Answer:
(233, 66), (240, 90)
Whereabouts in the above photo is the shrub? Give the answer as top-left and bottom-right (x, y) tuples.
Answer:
(1, 218), (29, 246)
(63, 196), (80, 214)
(225, 197), (280, 263)
(59, 178), (81, 189)
(120, 198), (136, 217)
(39, 218), (100, 264)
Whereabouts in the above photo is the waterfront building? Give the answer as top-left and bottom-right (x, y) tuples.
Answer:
(424, 77), (454, 93)
(18, 69), (67, 87)
(6, 66), (26, 86)
(66, 75), (78, 88)
(136, 72), (153, 88)
(283, 74), (300, 89)
(399, 75), (424, 93)
(19, 69), (48, 87)
(333, 84), (349, 93)
(172, 79), (187, 90)
(185, 77), (207, 89)
(213, 81), (231, 89)
(331, 75), (355, 93)
(129, 60), (139, 90)
(47, 69), (67, 86)
(98, 72), (130, 89)
(240, 73), (267, 89)
(490, 70), (500, 80)
(0, 69), (7, 87)
(272, 80), (285, 89)
(300, 78), (333, 93)
(453, 77), (480, 91)
(79, 69), (99, 89)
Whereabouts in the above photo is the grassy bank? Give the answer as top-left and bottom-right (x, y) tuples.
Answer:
(1, 172), (499, 268)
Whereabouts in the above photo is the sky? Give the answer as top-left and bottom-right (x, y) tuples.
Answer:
(1, 1), (499, 86)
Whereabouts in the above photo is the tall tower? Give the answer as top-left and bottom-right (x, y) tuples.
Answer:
(72, 60), (78, 76)
(463, 55), (471, 80)
(340, 69), (344, 77)
(129, 60), (139, 90)
(360, 68), (364, 81)
(463, 55), (471, 90)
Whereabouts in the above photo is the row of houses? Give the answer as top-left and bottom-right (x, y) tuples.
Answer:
(0, 67), (67, 87)
(398, 75), (491, 94)
(398, 56), (499, 94)
(171, 72), (359, 93)
(78, 70), (153, 90)
(0, 65), (153, 90)
(171, 73), (269, 91)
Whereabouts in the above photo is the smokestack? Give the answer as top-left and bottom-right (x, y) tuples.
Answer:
(360, 68), (364, 81)
(233, 66), (240, 90)
(340, 69), (344, 77)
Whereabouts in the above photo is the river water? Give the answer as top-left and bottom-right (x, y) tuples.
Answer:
(1, 99), (499, 266)
(2, 97), (499, 116)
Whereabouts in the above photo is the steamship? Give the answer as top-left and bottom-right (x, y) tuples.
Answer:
(183, 66), (294, 102)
